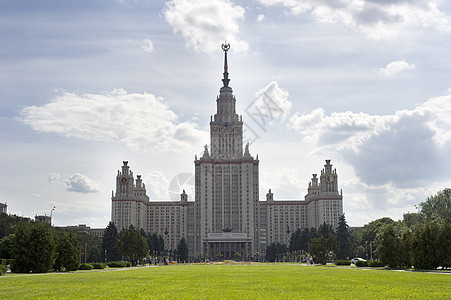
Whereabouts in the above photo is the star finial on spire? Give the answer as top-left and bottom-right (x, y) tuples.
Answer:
(221, 42), (230, 87)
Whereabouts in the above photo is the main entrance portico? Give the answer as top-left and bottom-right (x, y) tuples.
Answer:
(203, 233), (252, 260)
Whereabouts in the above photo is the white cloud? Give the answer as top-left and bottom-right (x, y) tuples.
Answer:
(246, 81), (291, 128)
(143, 171), (170, 200)
(164, 0), (249, 53)
(20, 89), (208, 152)
(64, 173), (104, 193)
(257, 14), (265, 22)
(260, 168), (306, 199)
(48, 172), (61, 183)
(141, 39), (154, 53)
(257, 0), (451, 39)
(289, 93), (451, 186)
(380, 60), (416, 76)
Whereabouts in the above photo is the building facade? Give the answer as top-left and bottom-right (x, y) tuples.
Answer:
(111, 45), (343, 260)
(0, 202), (6, 214)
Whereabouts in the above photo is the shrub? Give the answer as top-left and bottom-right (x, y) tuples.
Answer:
(79, 263), (93, 270)
(335, 260), (351, 266)
(107, 261), (128, 268)
(355, 260), (368, 267)
(92, 263), (106, 269)
(368, 260), (385, 267)
(0, 264), (7, 275)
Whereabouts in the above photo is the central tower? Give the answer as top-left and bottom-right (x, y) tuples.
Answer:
(192, 44), (261, 260)
(210, 43), (243, 159)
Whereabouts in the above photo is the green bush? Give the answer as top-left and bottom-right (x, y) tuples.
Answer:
(368, 260), (385, 267)
(355, 260), (368, 267)
(335, 260), (351, 266)
(0, 264), (7, 275)
(92, 263), (106, 269)
(107, 261), (128, 268)
(79, 263), (93, 270)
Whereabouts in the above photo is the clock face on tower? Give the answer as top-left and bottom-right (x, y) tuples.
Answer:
(121, 177), (128, 184)
(325, 175), (334, 183)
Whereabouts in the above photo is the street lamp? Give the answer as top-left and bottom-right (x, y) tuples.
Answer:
(50, 206), (56, 226)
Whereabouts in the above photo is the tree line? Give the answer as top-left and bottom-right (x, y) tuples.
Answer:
(0, 216), (188, 273)
(266, 188), (451, 269)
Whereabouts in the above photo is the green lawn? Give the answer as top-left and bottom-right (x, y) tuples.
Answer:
(1, 264), (450, 299)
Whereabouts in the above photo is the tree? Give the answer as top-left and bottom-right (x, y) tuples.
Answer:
(54, 231), (81, 271)
(12, 222), (57, 273)
(0, 234), (14, 259)
(420, 188), (451, 223)
(379, 224), (398, 268)
(308, 236), (339, 265)
(265, 242), (287, 262)
(437, 222), (451, 269)
(147, 233), (165, 256)
(318, 223), (335, 238)
(102, 222), (122, 262)
(0, 213), (31, 239)
(412, 221), (441, 269)
(335, 214), (351, 260)
(115, 227), (148, 265)
(76, 231), (102, 263)
(176, 237), (189, 262)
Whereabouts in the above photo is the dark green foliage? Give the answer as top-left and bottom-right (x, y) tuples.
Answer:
(12, 222), (57, 273)
(355, 260), (368, 267)
(308, 236), (339, 265)
(350, 217), (395, 260)
(76, 231), (102, 263)
(79, 263), (93, 270)
(115, 227), (148, 265)
(0, 234), (14, 259)
(0, 264), (7, 275)
(101, 222), (122, 262)
(412, 221), (442, 269)
(379, 224), (398, 268)
(336, 214), (351, 260)
(335, 260), (351, 266)
(318, 222), (335, 238)
(265, 242), (287, 262)
(0, 213), (31, 239)
(437, 222), (451, 269)
(92, 262), (106, 269)
(107, 261), (129, 268)
(54, 232), (81, 271)
(368, 260), (385, 267)
(420, 188), (451, 223)
(176, 237), (189, 262)
(147, 232), (165, 255)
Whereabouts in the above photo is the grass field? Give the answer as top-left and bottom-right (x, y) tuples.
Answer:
(1, 264), (450, 299)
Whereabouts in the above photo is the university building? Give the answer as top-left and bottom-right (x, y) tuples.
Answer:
(111, 45), (343, 260)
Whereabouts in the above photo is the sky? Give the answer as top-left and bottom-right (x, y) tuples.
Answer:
(1, 0), (451, 228)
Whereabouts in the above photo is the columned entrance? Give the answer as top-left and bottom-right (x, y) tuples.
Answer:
(203, 233), (252, 261)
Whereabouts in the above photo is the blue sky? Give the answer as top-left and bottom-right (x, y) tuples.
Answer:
(1, 0), (451, 227)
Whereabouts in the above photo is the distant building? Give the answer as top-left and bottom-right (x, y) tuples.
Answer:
(58, 224), (105, 238)
(35, 215), (51, 225)
(0, 202), (6, 214)
(111, 45), (343, 260)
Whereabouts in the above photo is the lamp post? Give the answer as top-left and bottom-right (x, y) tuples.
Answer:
(50, 206), (56, 226)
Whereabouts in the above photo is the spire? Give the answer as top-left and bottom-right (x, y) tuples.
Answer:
(221, 42), (230, 87)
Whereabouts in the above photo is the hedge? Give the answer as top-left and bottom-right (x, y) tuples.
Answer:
(355, 260), (368, 267)
(107, 261), (130, 268)
(79, 263), (93, 270)
(368, 260), (385, 267)
(92, 263), (106, 269)
(335, 260), (351, 266)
